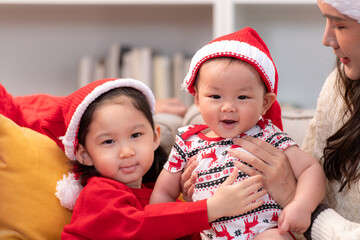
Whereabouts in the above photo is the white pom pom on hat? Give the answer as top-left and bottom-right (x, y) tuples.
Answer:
(55, 173), (83, 210)
(55, 78), (155, 210)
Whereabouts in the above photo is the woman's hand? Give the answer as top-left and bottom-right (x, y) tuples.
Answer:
(229, 136), (297, 208)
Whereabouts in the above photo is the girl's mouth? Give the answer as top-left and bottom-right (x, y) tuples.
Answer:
(121, 164), (137, 174)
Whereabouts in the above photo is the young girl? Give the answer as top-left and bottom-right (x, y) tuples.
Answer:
(55, 78), (266, 239)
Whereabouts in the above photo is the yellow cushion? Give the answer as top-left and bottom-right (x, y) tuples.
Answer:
(0, 115), (72, 239)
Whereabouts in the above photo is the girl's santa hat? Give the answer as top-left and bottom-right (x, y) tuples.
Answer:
(182, 27), (283, 130)
(55, 78), (155, 210)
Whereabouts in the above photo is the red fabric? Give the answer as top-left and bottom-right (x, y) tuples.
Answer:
(0, 83), (64, 134)
(0, 84), (76, 150)
(62, 177), (210, 240)
(264, 100), (283, 130)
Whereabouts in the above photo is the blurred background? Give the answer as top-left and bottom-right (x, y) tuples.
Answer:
(0, 0), (334, 109)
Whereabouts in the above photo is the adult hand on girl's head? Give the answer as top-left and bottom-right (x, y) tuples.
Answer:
(229, 136), (296, 208)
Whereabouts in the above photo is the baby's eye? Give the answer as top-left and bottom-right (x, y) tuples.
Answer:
(238, 95), (248, 100)
(102, 139), (115, 145)
(131, 132), (142, 139)
(210, 95), (221, 99)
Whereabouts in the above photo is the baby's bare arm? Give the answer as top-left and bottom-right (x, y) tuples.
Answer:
(279, 146), (326, 233)
(284, 146), (326, 212)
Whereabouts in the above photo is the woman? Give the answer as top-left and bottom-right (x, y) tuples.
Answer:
(181, 0), (360, 239)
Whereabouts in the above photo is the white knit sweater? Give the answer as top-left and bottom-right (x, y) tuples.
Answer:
(302, 69), (360, 239)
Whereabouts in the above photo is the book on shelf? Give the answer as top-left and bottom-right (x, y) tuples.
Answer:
(77, 44), (193, 105)
(105, 44), (121, 78)
(153, 53), (172, 100)
(106, 44), (131, 79)
(121, 47), (153, 89)
(94, 58), (106, 82)
(77, 55), (95, 88)
(78, 57), (107, 87)
(182, 57), (194, 106)
(172, 52), (193, 106)
(172, 52), (185, 100)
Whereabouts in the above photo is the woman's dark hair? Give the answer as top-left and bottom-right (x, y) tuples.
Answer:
(72, 87), (167, 186)
(323, 58), (360, 192)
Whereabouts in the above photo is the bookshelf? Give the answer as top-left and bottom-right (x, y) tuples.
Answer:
(0, 0), (334, 108)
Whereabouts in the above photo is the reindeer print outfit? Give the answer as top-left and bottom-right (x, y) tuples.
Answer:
(164, 119), (297, 240)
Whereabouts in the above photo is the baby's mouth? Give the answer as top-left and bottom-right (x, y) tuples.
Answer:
(221, 120), (236, 124)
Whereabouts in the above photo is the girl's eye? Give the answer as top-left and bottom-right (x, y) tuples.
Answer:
(336, 26), (345, 30)
(131, 132), (142, 139)
(103, 139), (115, 145)
(210, 95), (221, 99)
(238, 95), (247, 100)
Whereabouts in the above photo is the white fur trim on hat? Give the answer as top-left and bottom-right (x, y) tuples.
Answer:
(55, 173), (83, 210)
(183, 40), (276, 94)
(324, 0), (360, 23)
(62, 78), (155, 161)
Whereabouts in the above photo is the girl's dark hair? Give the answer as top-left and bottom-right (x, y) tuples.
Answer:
(72, 87), (167, 186)
(323, 58), (360, 192)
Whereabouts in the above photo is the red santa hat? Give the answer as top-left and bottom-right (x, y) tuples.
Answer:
(55, 78), (155, 210)
(183, 27), (283, 130)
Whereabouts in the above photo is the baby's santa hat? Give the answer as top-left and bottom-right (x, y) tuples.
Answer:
(183, 27), (283, 130)
(55, 78), (155, 210)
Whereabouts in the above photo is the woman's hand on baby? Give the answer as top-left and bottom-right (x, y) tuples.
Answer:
(230, 136), (297, 208)
(278, 200), (311, 234)
(207, 168), (266, 222)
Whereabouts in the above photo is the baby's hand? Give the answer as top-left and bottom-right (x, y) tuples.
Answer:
(207, 168), (266, 222)
(278, 200), (311, 234)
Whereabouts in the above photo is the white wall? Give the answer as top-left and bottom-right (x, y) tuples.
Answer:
(235, 4), (335, 108)
(0, 4), (212, 96)
(0, 3), (335, 109)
